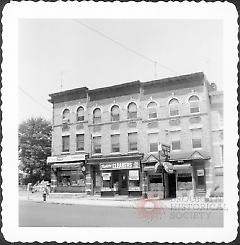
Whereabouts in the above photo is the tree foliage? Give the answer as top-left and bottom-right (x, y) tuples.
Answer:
(19, 117), (52, 185)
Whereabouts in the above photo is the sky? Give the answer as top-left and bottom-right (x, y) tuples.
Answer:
(18, 19), (223, 123)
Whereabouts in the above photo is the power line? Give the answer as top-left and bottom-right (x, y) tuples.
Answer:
(72, 19), (178, 77)
(19, 86), (52, 113)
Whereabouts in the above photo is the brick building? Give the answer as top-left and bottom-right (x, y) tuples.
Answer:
(47, 72), (223, 198)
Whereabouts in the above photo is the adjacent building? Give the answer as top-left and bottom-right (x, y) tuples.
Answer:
(47, 72), (223, 199)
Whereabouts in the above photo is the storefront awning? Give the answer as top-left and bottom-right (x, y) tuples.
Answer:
(162, 162), (174, 173)
(173, 164), (191, 171)
(169, 150), (211, 162)
(47, 154), (85, 164)
(51, 163), (81, 169)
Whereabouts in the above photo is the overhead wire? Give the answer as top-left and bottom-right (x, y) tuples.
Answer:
(72, 19), (178, 77)
(19, 86), (52, 113)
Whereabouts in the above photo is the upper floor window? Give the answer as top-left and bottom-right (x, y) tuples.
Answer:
(93, 136), (101, 154)
(76, 134), (84, 151)
(170, 131), (181, 150)
(128, 132), (138, 152)
(147, 101), (158, 119)
(62, 109), (70, 123)
(111, 134), (120, 153)
(128, 102), (137, 119)
(148, 133), (158, 152)
(93, 108), (101, 124)
(192, 129), (202, 149)
(62, 135), (70, 152)
(111, 105), (120, 122)
(169, 98), (179, 117)
(76, 106), (84, 122)
(189, 95), (200, 113)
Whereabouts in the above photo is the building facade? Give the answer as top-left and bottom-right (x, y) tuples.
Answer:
(47, 72), (223, 198)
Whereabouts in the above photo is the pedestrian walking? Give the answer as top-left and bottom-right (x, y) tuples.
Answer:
(42, 186), (48, 202)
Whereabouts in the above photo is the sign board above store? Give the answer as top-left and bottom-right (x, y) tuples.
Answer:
(47, 154), (85, 163)
(100, 161), (140, 170)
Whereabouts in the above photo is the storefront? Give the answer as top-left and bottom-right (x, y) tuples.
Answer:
(142, 154), (176, 199)
(86, 154), (143, 197)
(47, 154), (86, 193)
(170, 150), (211, 198)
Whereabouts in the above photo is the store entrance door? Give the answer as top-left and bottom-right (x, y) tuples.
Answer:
(168, 173), (176, 198)
(118, 171), (128, 195)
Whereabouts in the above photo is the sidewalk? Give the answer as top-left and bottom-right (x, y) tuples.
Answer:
(19, 190), (224, 210)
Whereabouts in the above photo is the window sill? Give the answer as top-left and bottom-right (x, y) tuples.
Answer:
(192, 147), (202, 150)
(128, 150), (139, 154)
(92, 153), (102, 156)
(76, 150), (85, 153)
(110, 152), (121, 155)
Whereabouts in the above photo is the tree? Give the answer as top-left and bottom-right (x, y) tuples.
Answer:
(18, 117), (52, 185)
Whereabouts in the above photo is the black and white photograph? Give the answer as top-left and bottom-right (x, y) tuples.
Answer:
(1, 1), (238, 243)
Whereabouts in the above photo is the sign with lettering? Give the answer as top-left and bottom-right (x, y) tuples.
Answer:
(102, 172), (111, 180)
(100, 161), (140, 170)
(47, 154), (85, 163)
(197, 169), (204, 176)
(129, 170), (139, 180)
(129, 186), (140, 191)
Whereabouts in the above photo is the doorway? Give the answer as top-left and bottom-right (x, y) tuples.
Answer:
(168, 173), (176, 198)
(118, 171), (128, 195)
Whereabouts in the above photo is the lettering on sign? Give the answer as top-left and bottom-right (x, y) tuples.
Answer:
(100, 161), (140, 170)
(197, 169), (204, 176)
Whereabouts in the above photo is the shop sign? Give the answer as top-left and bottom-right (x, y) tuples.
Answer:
(129, 170), (139, 180)
(47, 154), (85, 163)
(129, 186), (140, 191)
(102, 172), (111, 180)
(197, 169), (204, 176)
(100, 161), (140, 170)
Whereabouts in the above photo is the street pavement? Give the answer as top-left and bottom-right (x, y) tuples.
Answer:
(19, 191), (224, 227)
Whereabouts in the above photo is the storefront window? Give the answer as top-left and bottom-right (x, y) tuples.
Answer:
(129, 170), (140, 190)
(57, 169), (85, 187)
(102, 172), (111, 188)
(149, 174), (163, 192)
(177, 173), (193, 190)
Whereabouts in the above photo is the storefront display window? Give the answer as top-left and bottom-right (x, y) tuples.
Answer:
(57, 169), (85, 187)
(129, 170), (140, 190)
(102, 172), (111, 188)
(177, 173), (193, 190)
(149, 174), (163, 191)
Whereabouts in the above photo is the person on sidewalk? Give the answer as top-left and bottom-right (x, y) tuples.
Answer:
(42, 186), (48, 202)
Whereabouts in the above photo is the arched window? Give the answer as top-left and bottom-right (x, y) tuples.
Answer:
(62, 109), (70, 122)
(169, 98), (179, 117)
(147, 101), (158, 119)
(189, 95), (200, 113)
(93, 108), (101, 124)
(76, 106), (84, 122)
(111, 105), (120, 121)
(127, 102), (137, 119)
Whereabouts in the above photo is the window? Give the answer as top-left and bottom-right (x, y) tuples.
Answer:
(169, 98), (179, 117)
(93, 136), (101, 154)
(62, 109), (70, 123)
(170, 131), (181, 150)
(127, 102), (137, 119)
(147, 101), (158, 119)
(189, 95), (200, 113)
(148, 133), (158, 152)
(128, 132), (137, 151)
(111, 105), (120, 121)
(76, 134), (84, 151)
(177, 173), (193, 190)
(192, 129), (202, 148)
(172, 141), (181, 150)
(62, 135), (70, 152)
(111, 134), (120, 152)
(76, 106), (84, 122)
(93, 108), (101, 124)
